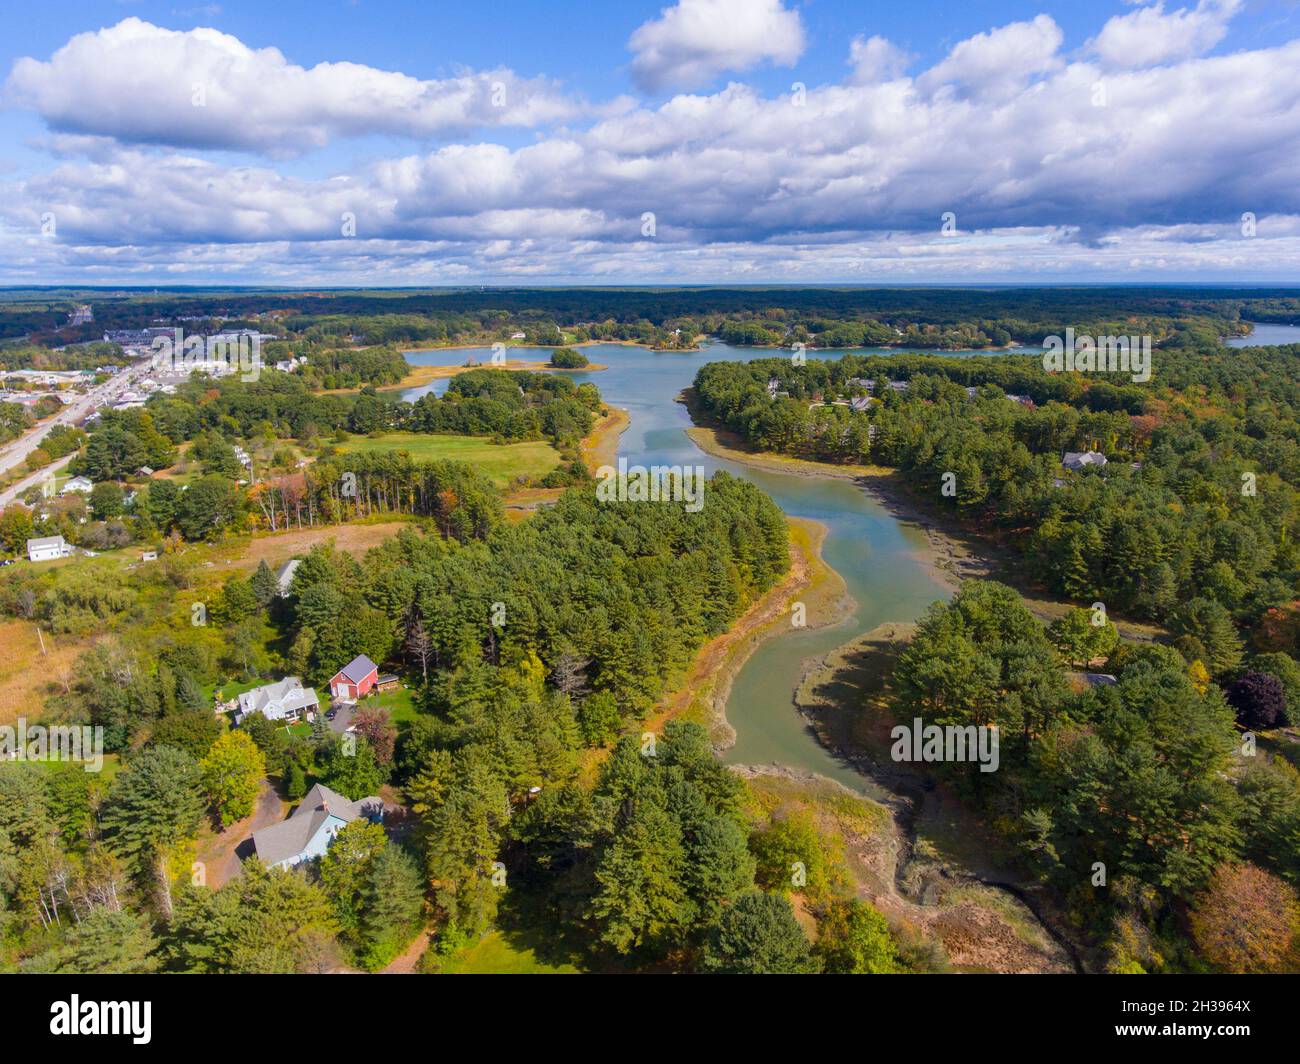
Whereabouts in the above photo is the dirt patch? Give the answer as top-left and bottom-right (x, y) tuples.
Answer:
(380, 929), (433, 974)
(217, 521), (413, 572)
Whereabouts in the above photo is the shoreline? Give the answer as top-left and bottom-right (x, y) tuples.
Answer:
(682, 395), (1166, 640)
(580, 406), (631, 474)
(791, 620), (1084, 973)
(646, 515), (850, 751)
(384, 359), (608, 393)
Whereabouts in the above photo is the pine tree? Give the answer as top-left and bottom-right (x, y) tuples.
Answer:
(251, 559), (280, 609)
(361, 844), (425, 969)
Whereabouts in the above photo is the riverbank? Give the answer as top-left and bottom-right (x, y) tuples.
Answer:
(580, 406), (630, 473)
(792, 621), (1084, 973)
(683, 395), (1166, 642)
(645, 516), (850, 750)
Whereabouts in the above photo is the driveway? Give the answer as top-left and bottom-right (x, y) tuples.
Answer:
(196, 776), (285, 888)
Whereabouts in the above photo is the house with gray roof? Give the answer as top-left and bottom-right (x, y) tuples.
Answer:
(276, 558), (300, 597)
(234, 676), (319, 724)
(252, 783), (384, 869)
(1062, 450), (1108, 471)
(329, 654), (379, 701)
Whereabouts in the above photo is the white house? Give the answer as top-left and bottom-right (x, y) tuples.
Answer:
(234, 677), (320, 724)
(27, 535), (71, 562)
(251, 783), (384, 869)
(61, 476), (93, 495)
(1062, 451), (1108, 472)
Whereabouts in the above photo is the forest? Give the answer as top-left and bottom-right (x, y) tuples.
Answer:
(892, 580), (1300, 973)
(4, 284), (1296, 351)
(0, 472), (867, 973)
(691, 341), (1300, 649)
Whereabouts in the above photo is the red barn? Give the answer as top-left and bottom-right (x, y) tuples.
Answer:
(329, 654), (379, 701)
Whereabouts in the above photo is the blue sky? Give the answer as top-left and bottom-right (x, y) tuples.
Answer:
(1, 0), (1298, 285)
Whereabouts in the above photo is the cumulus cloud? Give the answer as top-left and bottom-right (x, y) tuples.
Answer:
(628, 0), (805, 91)
(1088, 1), (1242, 70)
(848, 35), (911, 84)
(919, 15), (1064, 98)
(4, 17), (581, 154)
(3, 9), (1300, 282)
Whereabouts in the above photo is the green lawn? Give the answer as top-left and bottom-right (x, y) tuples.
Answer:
(366, 685), (419, 724)
(438, 931), (581, 974)
(337, 432), (560, 488)
(30, 751), (122, 783)
(204, 677), (265, 704)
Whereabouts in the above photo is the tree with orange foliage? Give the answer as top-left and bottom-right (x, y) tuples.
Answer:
(1254, 600), (1300, 655)
(1189, 863), (1299, 973)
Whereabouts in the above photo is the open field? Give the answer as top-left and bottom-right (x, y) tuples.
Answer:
(339, 432), (561, 488)
(0, 619), (90, 726)
(221, 520), (413, 572)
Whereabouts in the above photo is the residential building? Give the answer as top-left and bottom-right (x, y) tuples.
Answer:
(330, 654), (379, 701)
(234, 677), (320, 724)
(27, 535), (71, 562)
(276, 558), (300, 597)
(61, 476), (93, 495)
(1061, 451), (1108, 471)
(251, 783), (384, 870)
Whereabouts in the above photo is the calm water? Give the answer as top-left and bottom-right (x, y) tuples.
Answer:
(401, 342), (974, 791)
(1227, 322), (1300, 347)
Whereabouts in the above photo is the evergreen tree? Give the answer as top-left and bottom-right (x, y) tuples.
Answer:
(701, 891), (818, 974)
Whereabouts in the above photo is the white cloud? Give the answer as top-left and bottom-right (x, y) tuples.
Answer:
(1089, 1), (1242, 69)
(4, 17), (581, 155)
(919, 15), (1064, 98)
(848, 36), (910, 84)
(4, 9), (1300, 282)
(628, 0), (805, 91)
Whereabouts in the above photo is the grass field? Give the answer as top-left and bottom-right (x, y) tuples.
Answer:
(337, 432), (560, 487)
(0, 620), (91, 726)
(438, 930), (582, 974)
(365, 685), (419, 724)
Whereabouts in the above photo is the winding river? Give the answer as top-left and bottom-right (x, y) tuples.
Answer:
(402, 340), (970, 793)
(397, 327), (1294, 969)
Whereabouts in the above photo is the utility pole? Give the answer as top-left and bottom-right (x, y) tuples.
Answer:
(36, 625), (46, 656)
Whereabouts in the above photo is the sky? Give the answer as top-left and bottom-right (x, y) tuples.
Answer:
(0, 0), (1298, 286)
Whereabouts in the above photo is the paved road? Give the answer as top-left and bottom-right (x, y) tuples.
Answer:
(0, 360), (150, 481)
(0, 453), (75, 509)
